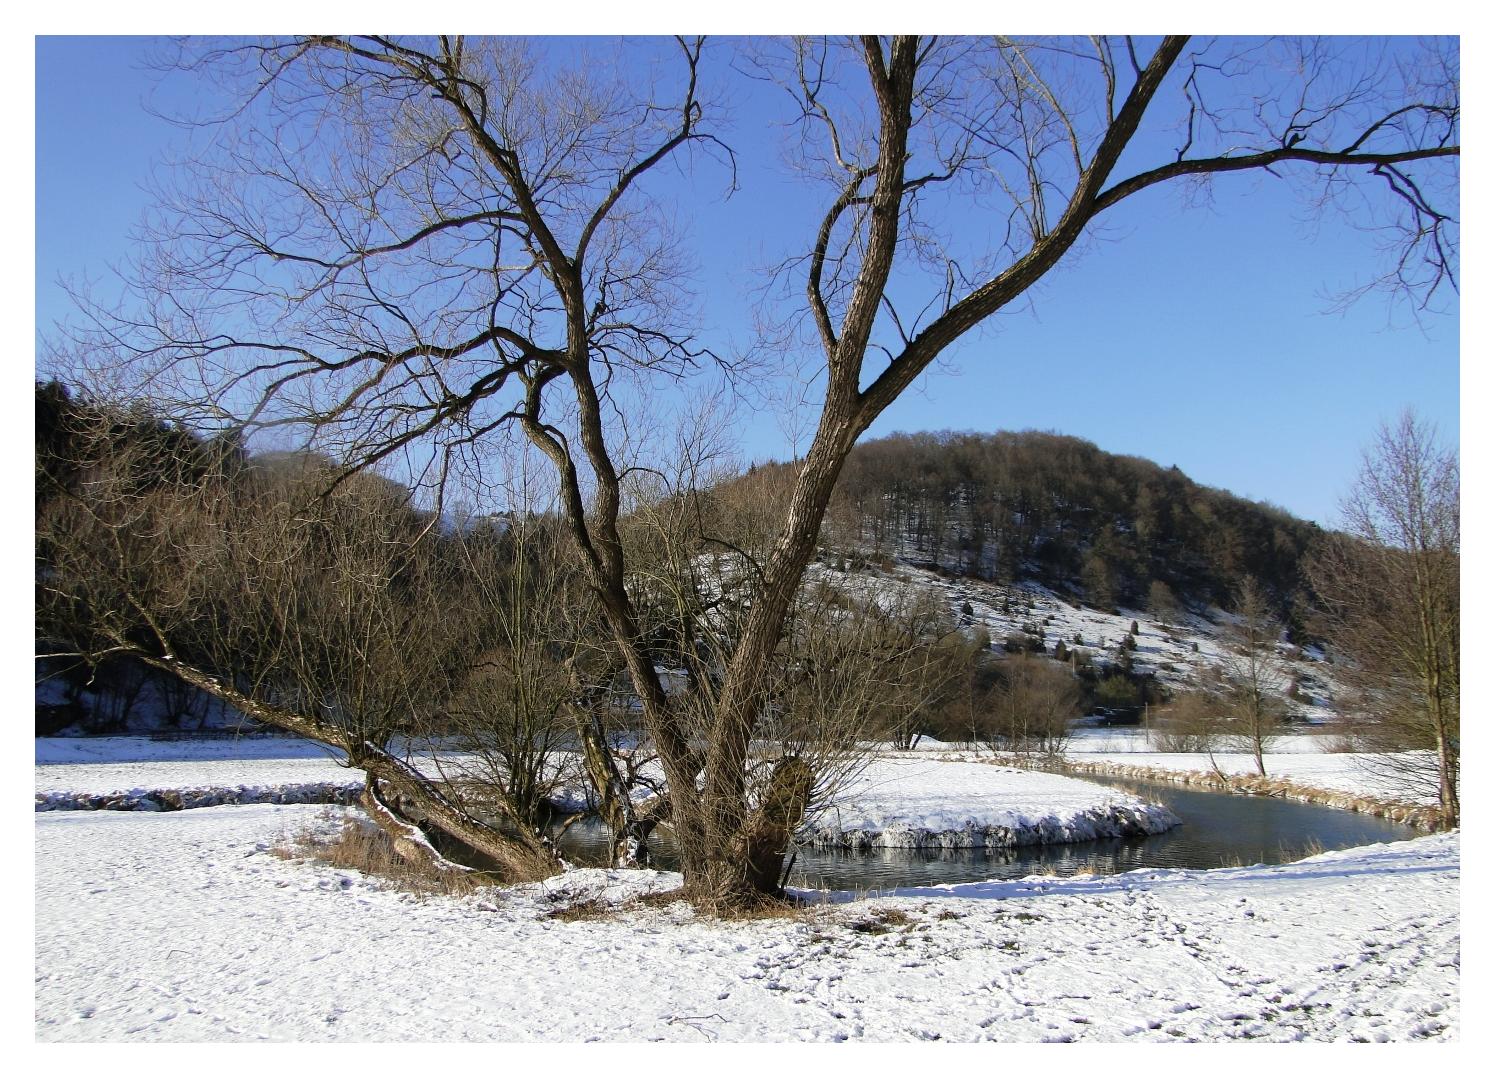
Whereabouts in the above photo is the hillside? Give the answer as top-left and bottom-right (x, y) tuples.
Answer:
(807, 557), (1340, 725)
(38, 383), (1339, 737)
(748, 430), (1325, 623)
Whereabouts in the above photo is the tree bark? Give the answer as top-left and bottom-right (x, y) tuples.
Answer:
(690, 756), (814, 909)
(575, 711), (659, 867)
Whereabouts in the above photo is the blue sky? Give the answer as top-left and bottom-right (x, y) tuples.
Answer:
(35, 36), (1460, 527)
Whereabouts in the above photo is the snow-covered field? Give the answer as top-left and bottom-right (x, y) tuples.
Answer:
(35, 803), (1458, 1042)
(1062, 729), (1438, 806)
(808, 757), (1178, 848)
(36, 735), (351, 789)
(37, 738), (1181, 852)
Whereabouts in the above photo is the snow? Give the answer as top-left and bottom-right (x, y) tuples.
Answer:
(35, 737), (357, 806)
(809, 756), (1179, 848)
(1064, 737), (1440, 805)
(36, 739), (1182, 853)
(816, 559), (1345, 718)
(35, 735), (340, 766)
(34, 803), (1459, 1042)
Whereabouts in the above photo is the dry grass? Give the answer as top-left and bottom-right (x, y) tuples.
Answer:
(635, 887), (690, 908)
(273, 813), (485, 898)
(1281, 835), (1327, 862)
(711, 893), (810, 922)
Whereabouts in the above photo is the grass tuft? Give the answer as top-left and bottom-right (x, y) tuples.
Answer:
(273, 812), (484, 898)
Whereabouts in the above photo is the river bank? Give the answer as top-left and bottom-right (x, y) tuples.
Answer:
(35, 802), (1459, 1042)
(36, 738), (1182, 852)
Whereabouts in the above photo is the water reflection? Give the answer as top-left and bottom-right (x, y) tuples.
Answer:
(551, 775), (1420, 891)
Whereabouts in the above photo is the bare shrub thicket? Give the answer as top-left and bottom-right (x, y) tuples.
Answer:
(981, 654), (1083, 758)
(1149, 690), (1226, 755)
(416, 509), (595, 840)
(37, 406), (563, 881)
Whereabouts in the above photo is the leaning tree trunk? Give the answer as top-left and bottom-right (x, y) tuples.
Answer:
(140, 654), (563, 882)
(352, 742), (562, 881)
(358, 775), (472, 880)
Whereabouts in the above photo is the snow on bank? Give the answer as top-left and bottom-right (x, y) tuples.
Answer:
(34, 736), (492, 812)
(1065, 744), (1440, 806)
(807, 756), (1179, 849)
(35, 737), (354, 805)
(37, 740), (1181, 855)
(35, 804), (1458, 1042)
(35, 781), (362, 813)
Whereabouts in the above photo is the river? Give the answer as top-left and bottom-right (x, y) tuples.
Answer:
(552, 772), (1420, 891)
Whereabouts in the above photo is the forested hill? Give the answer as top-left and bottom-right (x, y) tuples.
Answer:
(771, 430), (1321, 619)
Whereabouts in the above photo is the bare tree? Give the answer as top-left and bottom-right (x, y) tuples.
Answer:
(52, 36), (1458, 909)
(1308, 411), (1458, 824)
(416, 511), (587, 839)
(982, 653), (1083, 759)
(1211, 576), (1288, 776)
(1150, 689), (1226, 755)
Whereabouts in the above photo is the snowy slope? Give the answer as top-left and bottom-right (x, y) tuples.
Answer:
(812, 558), (1342, 717)
(35, 804), (1458, 1042)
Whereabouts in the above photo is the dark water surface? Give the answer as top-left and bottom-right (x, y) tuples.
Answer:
(552, 774), (1419, 891)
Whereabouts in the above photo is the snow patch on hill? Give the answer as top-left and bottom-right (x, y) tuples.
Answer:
(811, 557), (1342, 717)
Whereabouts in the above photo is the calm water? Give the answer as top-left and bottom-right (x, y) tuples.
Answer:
(552, 774), (1419, 891)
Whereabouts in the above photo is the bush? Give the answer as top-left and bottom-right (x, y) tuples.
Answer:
(980, 654), (1081, 756)
(1003, 632), (1043, 654)
(1092, 673), (1142, 712)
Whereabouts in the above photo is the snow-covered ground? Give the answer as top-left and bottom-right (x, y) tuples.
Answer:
(36, 735), (351, 787)
(808, 756), (1178, 848)
(35, 803), (1458, 1042)
(1062, 729), (1437, 806)
(35, 737), (1180, 851)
